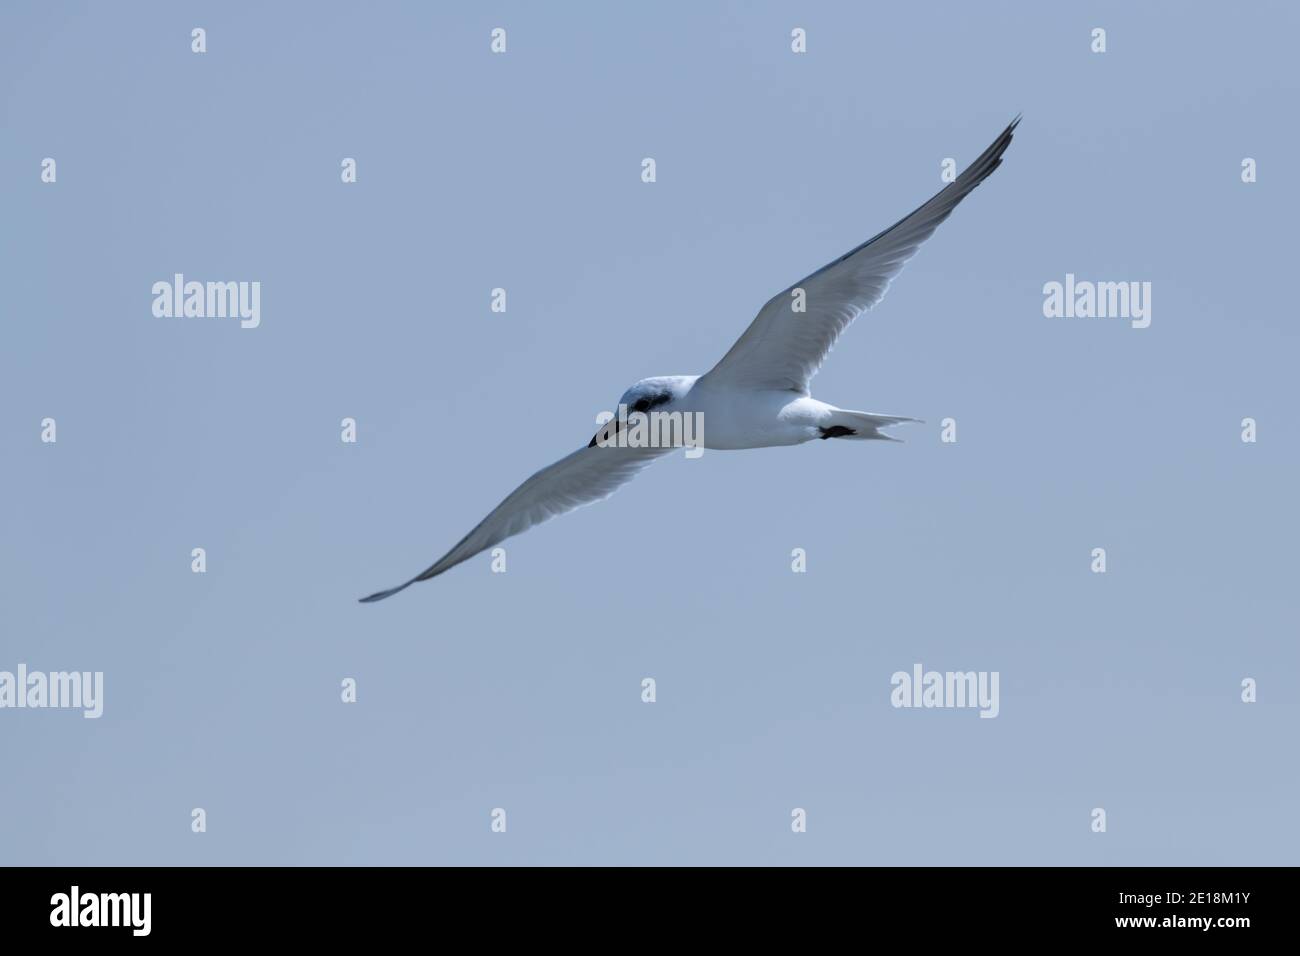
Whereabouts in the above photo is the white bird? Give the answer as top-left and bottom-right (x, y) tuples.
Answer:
(360, 117), (1018, 602)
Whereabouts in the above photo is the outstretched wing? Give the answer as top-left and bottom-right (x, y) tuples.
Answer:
(359, 443), (669, 602)
(702, 117), (1019, 393)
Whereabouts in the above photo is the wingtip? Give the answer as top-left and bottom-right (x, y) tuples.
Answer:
(358, 584), (405, 604)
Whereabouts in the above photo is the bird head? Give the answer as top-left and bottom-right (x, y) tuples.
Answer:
(617, 378), (680, 415)
(588, 376), (695, 447)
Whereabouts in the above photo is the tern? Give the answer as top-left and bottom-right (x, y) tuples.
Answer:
(360, 117), (1018, 602)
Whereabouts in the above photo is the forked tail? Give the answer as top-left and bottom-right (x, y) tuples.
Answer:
(818, 409), (921, 441)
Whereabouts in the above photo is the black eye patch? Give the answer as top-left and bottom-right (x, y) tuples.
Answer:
(629, 392), (671, 415)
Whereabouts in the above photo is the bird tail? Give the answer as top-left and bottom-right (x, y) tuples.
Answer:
(818, 409), (921, 442)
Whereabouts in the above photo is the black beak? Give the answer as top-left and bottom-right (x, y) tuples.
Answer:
(588, 416), (621, 448)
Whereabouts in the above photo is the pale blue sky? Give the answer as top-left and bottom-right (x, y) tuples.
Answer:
(2, 1), (1297, 865)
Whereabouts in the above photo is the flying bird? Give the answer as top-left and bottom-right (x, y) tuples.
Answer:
(360, 117), (1018, 602)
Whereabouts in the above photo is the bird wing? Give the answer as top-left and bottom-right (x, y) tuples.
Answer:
(701, 117), (1019, 394)
(359, 442), (670, 602)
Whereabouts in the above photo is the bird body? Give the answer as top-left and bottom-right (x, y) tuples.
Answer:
(691, 384), (828, 450)
(360, 117), (1019, 602)
(627, 378), (905, 449)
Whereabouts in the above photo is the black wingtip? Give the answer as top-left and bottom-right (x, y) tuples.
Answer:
(358, 581), (411, 603)
(952, 114), (1021, 192)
